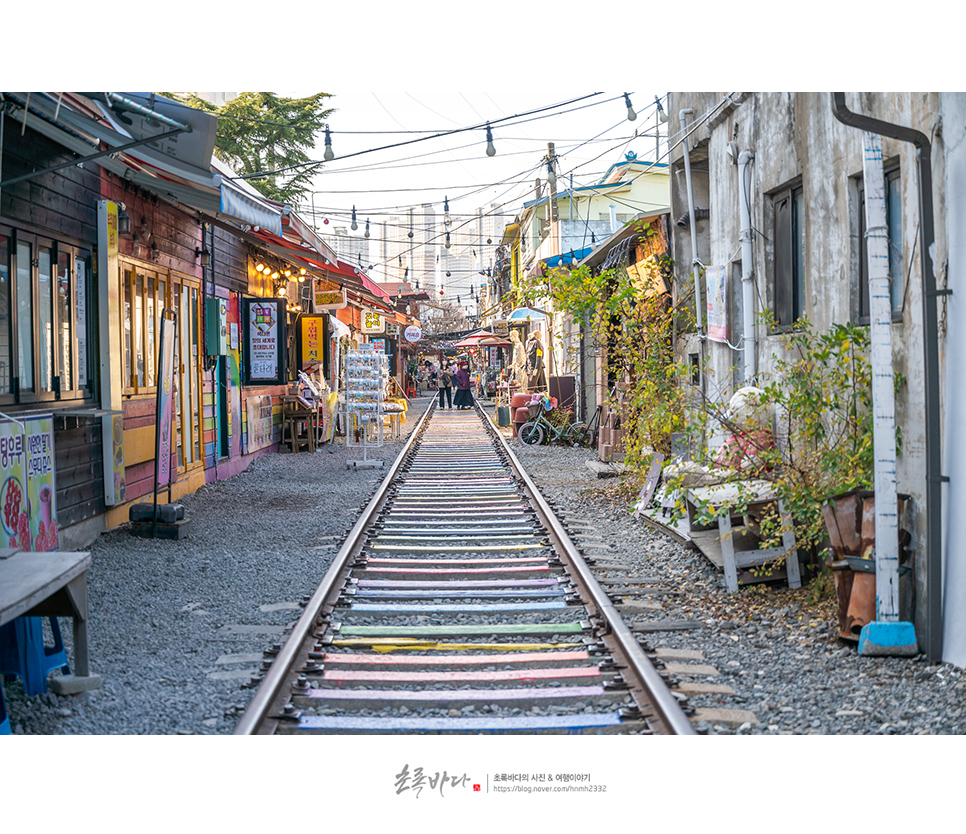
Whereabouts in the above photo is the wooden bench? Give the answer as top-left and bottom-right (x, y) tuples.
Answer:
(686, 480), (801, 593)
(0, 549), (101, 694)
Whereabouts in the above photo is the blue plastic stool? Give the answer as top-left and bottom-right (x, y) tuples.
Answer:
(0, 682), (10, 734)
(0, 616), (71, 698)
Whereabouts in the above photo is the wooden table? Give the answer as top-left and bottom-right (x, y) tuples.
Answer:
(0, 549), (101, 693)
(281, 396), (320, 452)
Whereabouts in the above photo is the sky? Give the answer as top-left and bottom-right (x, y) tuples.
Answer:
(278, 89), (668, 310)
(288, 90), (668, 227)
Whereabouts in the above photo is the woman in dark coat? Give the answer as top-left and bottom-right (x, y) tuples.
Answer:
(453, 361), (474, 410)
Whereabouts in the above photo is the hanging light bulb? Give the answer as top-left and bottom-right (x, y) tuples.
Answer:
(446, 270), (451, 277)
(546, 157), (557, 188)
(255, 263), (265, 273)
(439, 288), (444, 296)
(444, 197), (451, 227)
(445, 232), (451, 250)
(623, 93), (637, 122)
(655, 96), (668, 124)
(485, 123), (496, 157)
(350, 206), (358, 231)
(364, 219), (370, 238)
(323, 126), (335, 161)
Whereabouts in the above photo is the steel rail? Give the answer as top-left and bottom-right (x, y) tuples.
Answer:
(233, 400), (436, 735)
(480, 404), (697, 736)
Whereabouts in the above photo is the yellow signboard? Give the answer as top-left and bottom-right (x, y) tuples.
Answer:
(361, 309), (385, 334)
(300, 316), (326, 369)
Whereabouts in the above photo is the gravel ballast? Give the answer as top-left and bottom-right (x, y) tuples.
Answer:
(3, 400), (433, 735)
(508, 427), (966, 735)
(4, 398), (964, 735)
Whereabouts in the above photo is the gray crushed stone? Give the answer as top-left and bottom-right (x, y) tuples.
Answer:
(3, 399), (433, 735)
(507, 421), (966, 735)
(6, 398), (963, 735)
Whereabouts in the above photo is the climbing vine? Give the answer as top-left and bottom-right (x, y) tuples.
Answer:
(514, 220), (689, 479)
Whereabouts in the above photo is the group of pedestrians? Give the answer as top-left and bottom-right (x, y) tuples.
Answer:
(436, 360), (474, 410)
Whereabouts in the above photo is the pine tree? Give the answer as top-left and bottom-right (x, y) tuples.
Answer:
(171, 92), (335, 204)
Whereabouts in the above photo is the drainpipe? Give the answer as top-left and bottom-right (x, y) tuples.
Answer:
(680, 108), (704, 331)
(738, 150), (756, 381)
(830, 92), (944, 662)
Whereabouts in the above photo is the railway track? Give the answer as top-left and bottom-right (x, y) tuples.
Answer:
(234, 402), (695, 735)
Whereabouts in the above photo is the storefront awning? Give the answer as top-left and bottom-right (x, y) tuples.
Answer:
(508, 306), (548, 322)
(2, 92), (285, 235)
(542, 246), (594, 268)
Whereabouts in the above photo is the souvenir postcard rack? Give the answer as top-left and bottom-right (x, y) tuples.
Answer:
(345, 345), (388, 457)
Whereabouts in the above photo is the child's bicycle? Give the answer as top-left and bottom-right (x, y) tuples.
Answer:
(518, 409), (588, 447)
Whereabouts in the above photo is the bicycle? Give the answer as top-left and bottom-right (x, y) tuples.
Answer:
(518, 409), (587, 447)
(573, 404), (603, 449)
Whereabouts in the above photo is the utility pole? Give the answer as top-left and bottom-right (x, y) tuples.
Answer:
(546, 142), (559, 381)
(547, 142), (559, 234)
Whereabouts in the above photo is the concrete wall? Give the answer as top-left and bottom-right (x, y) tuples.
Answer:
(941, 93), (966, 667)
(668, 92), (947, 648)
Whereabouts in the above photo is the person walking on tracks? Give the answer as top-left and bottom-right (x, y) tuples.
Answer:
(453, 361), (474, 410)
(438, 363), (454, 409)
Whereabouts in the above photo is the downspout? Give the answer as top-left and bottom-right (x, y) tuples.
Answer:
(680, 108), (704, 331)
(738, 150), (757, 381)
(830, 92), (944, 662)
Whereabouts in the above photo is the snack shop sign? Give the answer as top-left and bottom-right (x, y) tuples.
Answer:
(0, 414), (59, 552)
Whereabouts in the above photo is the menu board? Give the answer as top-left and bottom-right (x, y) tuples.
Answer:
(243, 298), (286, 386)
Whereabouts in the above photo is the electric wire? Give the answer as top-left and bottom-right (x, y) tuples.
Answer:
(232, 92), (608, 182)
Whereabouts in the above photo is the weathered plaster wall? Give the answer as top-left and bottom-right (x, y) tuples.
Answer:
(668, 92), (946, 645)
(941, 92), (966, 666)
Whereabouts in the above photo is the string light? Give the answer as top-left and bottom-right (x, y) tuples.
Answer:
(485, 123), (496, 157)
(323, 125), (335, 161)
(444, 197), (451, 226)
(364, 219), (370, 238)
(655, 96), (668, 123)
(350, 206), (358, 231)
(623, 93), (637, 122)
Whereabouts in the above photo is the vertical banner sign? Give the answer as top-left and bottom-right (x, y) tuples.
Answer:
(97, 200), (125, 505)
(244, 298), (285, 385)
(25, 416), (58, 551)
(155, 312), (177, 490)
(705, 265), (729, 344)
(0, 415), (58, 551)
(0, 420), (28, 549)
(300, 316), (325, 370)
